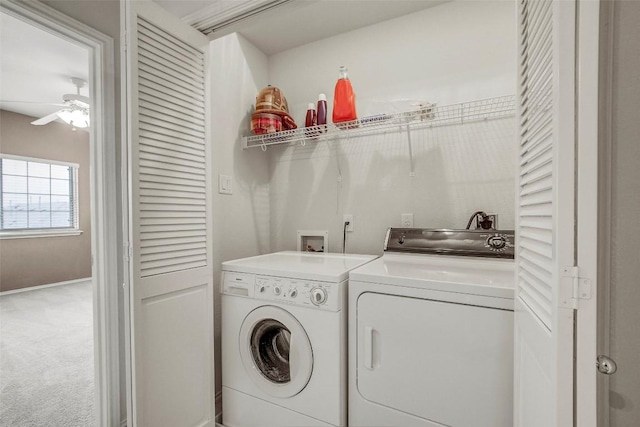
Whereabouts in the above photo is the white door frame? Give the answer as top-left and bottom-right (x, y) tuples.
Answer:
(0, 1), (120, 425)
(575, 1), (601, 426)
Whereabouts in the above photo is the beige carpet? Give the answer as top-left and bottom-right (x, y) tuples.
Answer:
(0, 281), (95, 427)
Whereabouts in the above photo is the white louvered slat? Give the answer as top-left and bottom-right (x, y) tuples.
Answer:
(136, 17), (207, 278)
(141, 248), (207, 263)
(521, 124), (552, 155)
(138, 61), (204, 98)
(141, 216), (206, 226)
(140, 235), (206, 248)
(520, 179), (552, 198)
(519, 216), (552, 231)
(520, 160), (552, 186)
(140, 241), (206, 255)
(141, 204), (206, 212)
(520, 188), (553, 207)
(138, 131), (206, 154)
(140, 211), (205, 219)
(519, 202), (552, 217)
(139, 78), (204, 113)
(139, 145), (205, 165)
(139, 100), (205, 128)
(140, 224), (206, 235)
(140, 127), (204, 148)
(140, 115), (205, 139)
(138, 47), (204, 87)
(137, 18), (204, 63)
(140, 158), (205, 175)
(520, 268), (553, 308)
(141, 261), (208, 277)
(140, 197), (205, 207)
(139, 150), (205, 170)
(139, 176), (204, 192)
(518, 0), (555, 330)
(520, 235), (553, 259)
(139, 108), (205, 134)
(520, 257), (553, 290)
(140, 188), (206, 200)
(519, 279), (553, 327)
(137, 31), (203, 69)
(520, 226), (553, 246)
(521, 143), (552, 171)
(140, 181), (205, 194)
(137, 35), (205, 77)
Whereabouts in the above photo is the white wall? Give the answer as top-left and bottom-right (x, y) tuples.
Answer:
(209, 32), (271, 412)
(203, 0), (517, 413)
(266, 0), (517, 255)
(269, 0), (516, 124)
(605, 0), (640, 424)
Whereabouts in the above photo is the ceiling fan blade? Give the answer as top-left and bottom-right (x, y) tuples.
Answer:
(31, 111), (62, 125)
(0, 100), (66, 106)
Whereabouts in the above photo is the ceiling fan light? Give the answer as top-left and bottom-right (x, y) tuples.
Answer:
(57, 109), (89, 128)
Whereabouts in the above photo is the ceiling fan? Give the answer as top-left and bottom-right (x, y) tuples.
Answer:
(30, 77), (90, 129)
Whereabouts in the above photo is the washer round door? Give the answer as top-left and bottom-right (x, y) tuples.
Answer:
(239, 306), (313, 398)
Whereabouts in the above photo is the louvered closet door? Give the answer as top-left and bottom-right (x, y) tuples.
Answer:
(514, 0), (577, 426)
(125, 1), (213, 426)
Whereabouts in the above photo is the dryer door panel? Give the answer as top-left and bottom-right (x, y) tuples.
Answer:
(356, 292), (513, 427)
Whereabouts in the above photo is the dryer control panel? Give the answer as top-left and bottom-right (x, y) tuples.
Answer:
(222, 271), (343, 312)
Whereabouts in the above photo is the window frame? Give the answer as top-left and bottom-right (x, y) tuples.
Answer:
(0, 153), (82, 239)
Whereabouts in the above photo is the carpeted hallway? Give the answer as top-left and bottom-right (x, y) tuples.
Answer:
(0, 281), (95, 427)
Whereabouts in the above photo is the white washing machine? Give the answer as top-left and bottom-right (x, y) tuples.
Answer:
(221, 251), (378, 427)
(348, 228), (516, 427)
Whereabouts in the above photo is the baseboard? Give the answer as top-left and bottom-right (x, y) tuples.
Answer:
(121, 416), (219, 426)
(0, 277), (92, 296)
(116, 392), (220, 427)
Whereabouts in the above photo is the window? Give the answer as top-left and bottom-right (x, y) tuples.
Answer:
(0, 155), (79, 236)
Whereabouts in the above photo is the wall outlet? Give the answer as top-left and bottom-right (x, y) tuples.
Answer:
(401, 213), (414, 228)
(218, 174), (232, 194)
(343, 214), (354, 232)
(486, 213), (498, 230)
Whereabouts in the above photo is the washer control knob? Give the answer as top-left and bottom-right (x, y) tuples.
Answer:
(290, 288), (298, 298)
(310, 287), (327, 305)
(258, 285), (266, 293)
(273, 286), (281, 296)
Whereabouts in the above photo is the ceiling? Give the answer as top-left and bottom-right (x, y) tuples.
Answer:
(0, 12), (89, 121)
(155, 0), (446, 55)
(0, 1), (443, 120)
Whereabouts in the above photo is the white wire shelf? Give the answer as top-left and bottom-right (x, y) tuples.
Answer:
(242, 95), (516, 150)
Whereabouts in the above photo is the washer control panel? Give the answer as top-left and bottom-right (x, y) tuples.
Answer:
(255, 276), (340, 311)
(222, 271), (342, 311)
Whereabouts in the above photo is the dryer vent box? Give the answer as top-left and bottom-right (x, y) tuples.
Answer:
(297, 230), (328, 253)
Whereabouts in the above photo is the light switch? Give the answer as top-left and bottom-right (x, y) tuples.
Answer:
(219, 174), (232, 194)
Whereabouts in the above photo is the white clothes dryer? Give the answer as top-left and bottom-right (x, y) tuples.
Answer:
(221, 251), (377, 427)
(348, 228), (516, 427)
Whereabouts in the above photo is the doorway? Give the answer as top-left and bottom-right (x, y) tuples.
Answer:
(0, 0), (118, 426)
